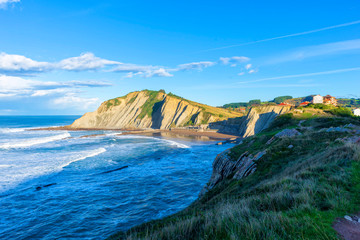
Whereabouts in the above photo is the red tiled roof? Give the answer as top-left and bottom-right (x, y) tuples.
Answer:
(300, 101), (311, 106)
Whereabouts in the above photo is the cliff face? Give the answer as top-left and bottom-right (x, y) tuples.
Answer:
(240, 105), (291, 137)
(208, 105), (291, 137)
(70, 90), (242, 129)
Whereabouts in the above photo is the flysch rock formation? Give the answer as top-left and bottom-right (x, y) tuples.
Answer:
(208, 105), (291, 137)
(69, 90), (242, 130)
(199, 149), (266, 197)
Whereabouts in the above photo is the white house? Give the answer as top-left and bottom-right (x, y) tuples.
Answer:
(353, 108), (360, 116)
(312, 95), (324, 104)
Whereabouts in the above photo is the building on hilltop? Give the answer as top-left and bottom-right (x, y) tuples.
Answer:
(311, 95), (324, 104)
(323, 95), (337, 106)
(353, 108), (360, 116)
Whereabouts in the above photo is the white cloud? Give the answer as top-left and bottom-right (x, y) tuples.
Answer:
(177, 61), (216, 71)
(0, 74), (111, 98)
(58, 52), (120, 71)
(0, 52), (220, 78)
(111, 63), (155, 73)
(238, 72), (245, 76)
(0, 0), (20, 9)
(248, 69), (257, 74)
(0, 52), (50, 73)
(219, 56), (250, 66)
(31, 89), (71, 97)
(245, 64), (252, 70)
(0, 52), (120, 73)
(0, 74), (107, 112)
(112, 64), (173, 78)
(146, 68), (173, 77)
(52, 93), (100, 110)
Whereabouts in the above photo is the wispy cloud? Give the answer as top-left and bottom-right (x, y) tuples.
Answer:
(111, 63), (174, 78)
(0, 75), (111, 98)
(197, 20), (360, 53)
(0, 52), (252, 78)
(188, 82), (321, 90)
(0, 52), (187, 78)
(0, 0), (20, 9)
(219, 56), (250, 66)
(57, 52), (120, 71)
(237, 67), (360, 84)
(176, 61), (216, 71)
(146, 68), (174, 77)
(267, 39), (360, 65)
(0, 52), (119, 74)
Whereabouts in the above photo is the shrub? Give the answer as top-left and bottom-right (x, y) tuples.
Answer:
(327, 107), (353, 117)
(273, 96), (293, 104)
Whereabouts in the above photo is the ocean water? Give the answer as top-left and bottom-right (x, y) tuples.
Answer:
(0, 116), (231, 240)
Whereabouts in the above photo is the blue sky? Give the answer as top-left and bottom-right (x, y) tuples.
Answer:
(0, 0), (360, 115)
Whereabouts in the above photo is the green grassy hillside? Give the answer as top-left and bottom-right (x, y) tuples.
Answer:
(108, 108), (360, 240)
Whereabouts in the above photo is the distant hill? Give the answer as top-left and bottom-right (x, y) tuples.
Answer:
(70, 90), (243, 129)
(222, 96), (360, 109)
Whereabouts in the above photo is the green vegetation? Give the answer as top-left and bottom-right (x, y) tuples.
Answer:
(223, 102), (249, 109)
(248, 99), (261, 105)
(128, 95), (137, 104)
(133, 90), (242, 123)
(108, 112), (360, 240)
(105, 98), (122, 109)
(273, 95), (293, 104)
(184, 119), (193, 126)
(327, 107), (354, 117)
(338, 98), (360, 108)
(223, 99), (261, 109)
(137, 90), (164, 119)
(167, 92), (184, 100)
(223, 96), (360, 110)
(303, 104), (355, 118)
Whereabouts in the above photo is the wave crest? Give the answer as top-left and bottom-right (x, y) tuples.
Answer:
(0, 132), (71, 149)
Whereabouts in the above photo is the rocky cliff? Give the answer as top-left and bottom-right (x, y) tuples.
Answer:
(69, 90), (242, 129)
(208, 105), (291, 137)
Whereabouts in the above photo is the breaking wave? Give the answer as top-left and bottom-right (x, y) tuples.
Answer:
(0, 128), (26, 133)
(61, 147), (107, 168)
(0, 132), (71, 149)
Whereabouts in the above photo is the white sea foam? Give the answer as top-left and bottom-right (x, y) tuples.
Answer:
(114, 135), (190, 148)
(61, 147), (107, 168)
(0, 132), (71, 149)
(159, 138), (190, 148)
(0, 147), (107, 192)
(0, 128), (26, 133)
(105, 132), (122, 136)
(0, 164), (11, 168)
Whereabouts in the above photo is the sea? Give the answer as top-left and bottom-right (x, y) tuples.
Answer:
(0, 116), (231, 239)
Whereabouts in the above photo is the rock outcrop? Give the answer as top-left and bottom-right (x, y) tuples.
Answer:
(239, 105), (291, 137)
(208, 105), (291, 137)
(69, 90), (242, 130)
(199, 149), (266, 197)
